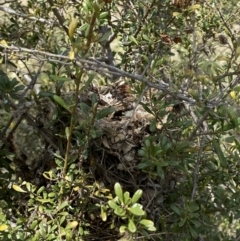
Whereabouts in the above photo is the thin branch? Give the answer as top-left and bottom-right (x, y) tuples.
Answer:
(191, 135), (206, 199)
(0, 44), (197, 104)
(188, 110), (210, 141)
(18, 62), (44, 100)
(4, 43), (239, 108)
(0, 6), (55, 25)
(47, 0), (69, 35)
(7, 101), (61, 153)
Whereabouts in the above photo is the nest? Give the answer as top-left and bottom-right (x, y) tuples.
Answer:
(7, 79), (184, 240)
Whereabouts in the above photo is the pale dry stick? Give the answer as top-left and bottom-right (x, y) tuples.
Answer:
(11, 42), (196, 103)
(14, 52), (122, 81)
(4, 43), (240, 111)
(0, 4), (84, 38)
(0, 43), (238, 99)
(91, 58), (196, 103)
(0, 6), (55, 25)
(0, 0), (15, 5)
(129, 0), (141, 22)
(0, 44), (201, 105)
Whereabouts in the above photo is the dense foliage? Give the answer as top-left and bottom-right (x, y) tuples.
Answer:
(1, 0), (240, 240)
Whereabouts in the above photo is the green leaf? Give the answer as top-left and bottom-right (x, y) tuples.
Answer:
(175, 141), (190, 152)
(145, 139), (151, 147)
(3, 98), (10, 112)
(233, 86), (240, 92)
(138, 149), (146, 156)
(140, 102), (154, 115)
(58, 201), (69, 211)
(119, 225), (128, 233)
(131, 189), (143, 204)
(157, 161), (169, 167)
(79, 102), (91, 116)
(47, 233), (56, 240)
(150, 119), (156, 132)
(53, 95), (69, 111)
(167, 160), (179, 166)
(128, 219), (136, 233)
(188, 202), (199, 212)
(68, 18), (78, 41)
(79, 226), (84, 235)
(114, 182), (124, 204)
(37, 186), (45, 195)
(188, 223), (198, 239)
(30, 220), (38, 230)
(139, 219), (156, 231)
(99, 31), (111, 42)
(65, 127), (70, 140)
(129, 35), (138, 45)
(170, 203), (182, 216)
(179, 218), (186, 227)
(114, 206), (126, 217)
(9, 92), (20, 100)
(91, 93), (98, 105)
(0, 69), (10, 84)
(38, 91), (54, 98)
(128, 203), (145, 216)
(213, 141), (227, 168)
(36, 198), (54, 204)
(173, 12), (181, 17)
(66, 230), (73, 241)
(13, 84), (25, 92)
(80, 74), (95, 92)
(123, 191), (131, 205)
(83, 0), (93, 10)
(48, 192), (56, 198)
(228, 107), (238, 128)
(188, 4), (201, 11)
(58, 212), (69, 216)
(66, 221), (78, 230)
(101, 205), (107, 221)
(99, 12), (108, 19)
(43, 170), (56, 180)
(12, 184), (27, 193)
(96, 107), (115, 119)
(142, 34), (151, 42)
(31, 231), (40, 241)
(60, 216), (66, 225)
(157, 165), (165, 179)
(26, 182), (33, 192)
(108, 200), (118, 210)
(189, 219), (201, 227)
(137, 161), (152, 169)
